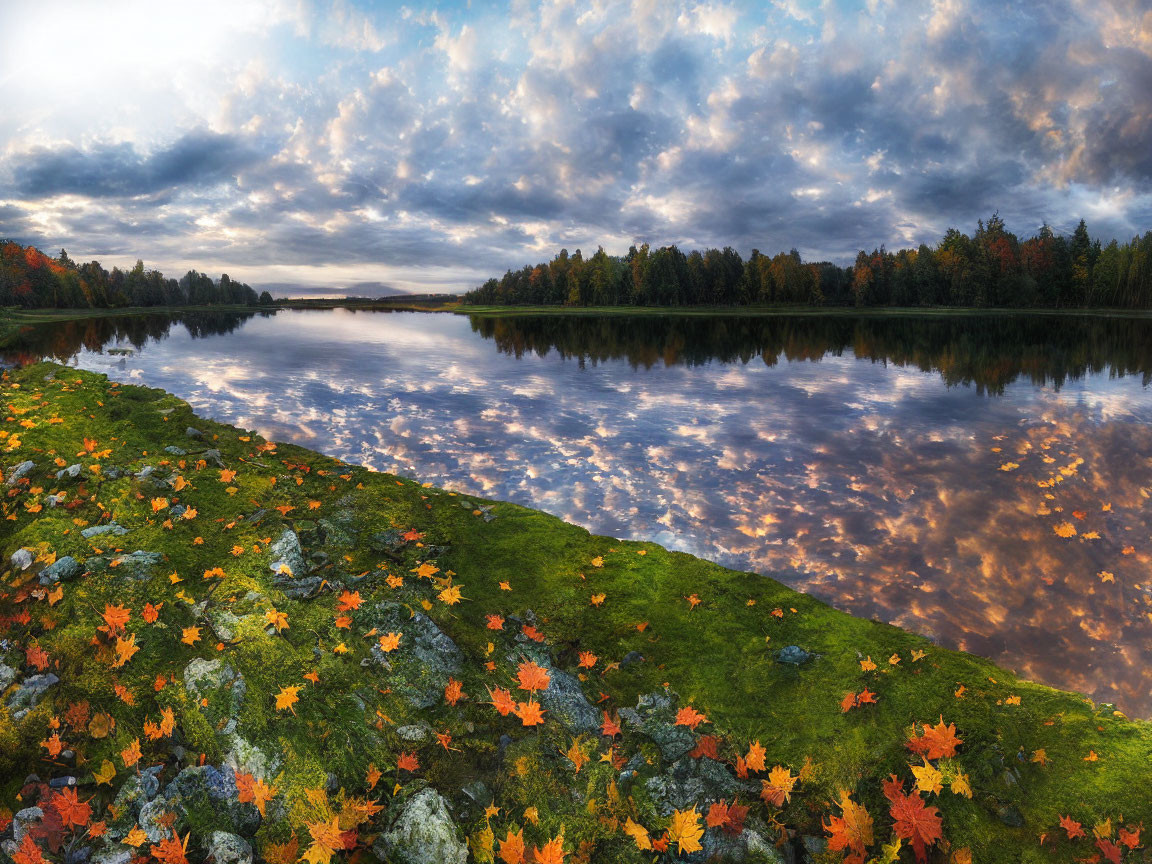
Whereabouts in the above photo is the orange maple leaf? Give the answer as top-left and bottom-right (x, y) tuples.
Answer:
(516, 660), (551, 693)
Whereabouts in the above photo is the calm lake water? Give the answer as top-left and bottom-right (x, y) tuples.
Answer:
(9, 309), (1152, 715)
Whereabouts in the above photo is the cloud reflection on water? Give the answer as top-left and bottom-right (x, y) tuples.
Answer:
(27, 308), (1152, 716)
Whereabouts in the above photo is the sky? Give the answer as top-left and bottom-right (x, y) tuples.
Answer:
(1, 0), (1151, 296)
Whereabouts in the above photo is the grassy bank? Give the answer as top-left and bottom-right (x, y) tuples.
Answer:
(0, 361), (1148, 863)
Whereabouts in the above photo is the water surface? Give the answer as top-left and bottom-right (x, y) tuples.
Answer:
(10, 309), (1152, 715)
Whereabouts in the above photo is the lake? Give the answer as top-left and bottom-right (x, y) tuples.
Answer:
(8, 309), (1152, 716)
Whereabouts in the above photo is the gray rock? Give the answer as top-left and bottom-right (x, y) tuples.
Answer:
(206, 831), (252, 864)
(110, 550), (164, 580)
(49, 775), (78, 789)
(164, 446), (187, 456)
(39, 556), (82, 585)
(202, 449), (226, 468)
(81, 522), (129, 538)
(7, 673), (59, 721)
(373, 788), (467, 864)
(776, 645), (812, 666)
(503, 640), (598, 732)
(277, 575), (323, 600)
(5, 460), (34, 485)
(367, 603), (462, 708)
(91, 849), (133, 864)
(184, 659), (245, 734)
(621, 650), (644, 666)
(619, 691), (698, 762)
(224, 735), (281, 781)
(645, 756), (755, 816)
(206, 608), (240, 642)
(135, 466), (155, 480)
(369, 529), (408, 554)
(56, 463), (83, 481)
(45, 493), (65, 508)
(998, 804), (1024, 827)
(65, 848), (93, 864)
(186, 427), (203, 439)
(396, 723), (433, 743)
(113, 770), (162, 822)
(268, 529), (307, 579)
(538, 666), (599, 733)
(10, 548), (33, 571)
(12, 806), (43, 842)
(0, 662), (16, 692)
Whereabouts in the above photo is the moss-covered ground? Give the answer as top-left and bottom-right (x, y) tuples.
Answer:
(0, 361), (1149, 863)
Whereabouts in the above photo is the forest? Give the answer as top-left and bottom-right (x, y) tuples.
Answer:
(463, 216), (1152, 310)
(0, 240), (273, 308)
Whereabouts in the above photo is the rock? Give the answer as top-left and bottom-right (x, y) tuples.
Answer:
(800, 835), (827, 858)
(91, 847), (133, 864)
(113, 770), (162, 821)
(202, 449), (226, 468)
(619, 691), (697, 762)
(49, 775), (78, 788)
(56, 463), (83, 481)
(224, 735), (281, 781)
(369, 529), (408, 554)
(367, 603), (462, 708)
(396, 723), (433, 743)
(503, 641), (598, 732)
(184, 659), (246, 734)
(538, 667), (599, 733)
(65, 848), (93, 864)
(109, 550), (164, 580)
(268, 530), (308, 580)
(373, 788), (467, 864)
(164, 446), (187, 456)
(39, 556), (82, 585)
(170, 504), (186, 518)
(776, 645), (812, 666)
(142, 765), (255, 841)
(81, 522), (129, 538)
(12, 806), (43, 842)
(135, 466), (155, 480)
(45, 493), (65, 508)
(621, 650), (644, 666)
(206, 831), (252, 864)
(0, 662), (17, 692)
(186, 427), (203, 439)
(10, 548), (33, 571)
(7, 673), (59, 721)
(206, 608), (240, 642)
(998, 804), (1024, 827)
(645, 756), (755, 816)
(5, 460), (35, 485)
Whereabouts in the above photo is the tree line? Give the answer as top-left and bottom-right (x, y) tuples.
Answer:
(0, 241), (275, 308)
(463, 216), (1152, 309)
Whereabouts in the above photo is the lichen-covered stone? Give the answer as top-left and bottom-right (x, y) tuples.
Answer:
(206, 831), (253, 864)
(367, 602), (462, 708)
(619, 691), (698, 763)
(373, 788), (467, 864)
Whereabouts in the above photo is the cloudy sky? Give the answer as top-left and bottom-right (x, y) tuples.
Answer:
(1, 0), (1151, 295)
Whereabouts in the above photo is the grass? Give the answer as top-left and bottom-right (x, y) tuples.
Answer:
(0, 361), (1149, 863)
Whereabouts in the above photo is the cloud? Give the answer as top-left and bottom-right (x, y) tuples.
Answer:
(9, 130), (269, 199)
(1, 0), (1150, 291)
